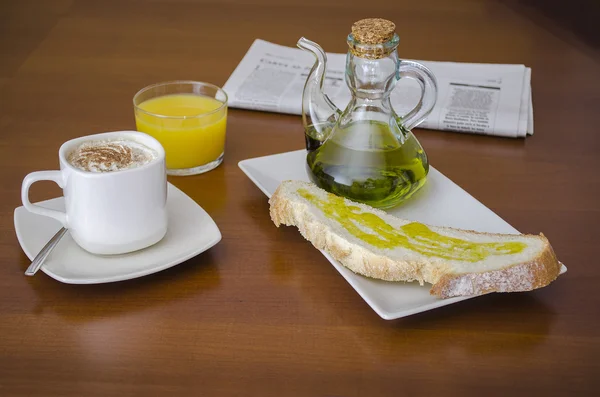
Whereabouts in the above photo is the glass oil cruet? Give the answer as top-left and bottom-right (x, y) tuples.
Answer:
(298, 18), (438, 209)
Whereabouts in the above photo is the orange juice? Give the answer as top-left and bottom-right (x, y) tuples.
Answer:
(135, 94), (227, 170)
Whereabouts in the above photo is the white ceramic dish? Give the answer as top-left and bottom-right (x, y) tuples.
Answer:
(14, 183), (221, 284)
(239, 149), (567, 320)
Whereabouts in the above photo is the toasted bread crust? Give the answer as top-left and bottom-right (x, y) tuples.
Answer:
(269, 181), (562, 299)
(430, 242), (561, 298)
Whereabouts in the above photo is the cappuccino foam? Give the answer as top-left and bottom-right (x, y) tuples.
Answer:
(68, 139), (157, 173)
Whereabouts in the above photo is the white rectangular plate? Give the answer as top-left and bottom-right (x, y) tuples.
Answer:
(239, 149), (566, 320)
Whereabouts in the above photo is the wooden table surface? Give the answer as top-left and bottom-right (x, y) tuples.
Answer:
(1, 0), (599, 395)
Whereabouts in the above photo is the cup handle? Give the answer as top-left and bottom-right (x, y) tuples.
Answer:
(394, 60), (438, 131)
(21, 171), (67, 226)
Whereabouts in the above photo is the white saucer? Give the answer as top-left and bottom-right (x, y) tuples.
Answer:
(14, 183), (222, 284)
(239, 149), (567, 320)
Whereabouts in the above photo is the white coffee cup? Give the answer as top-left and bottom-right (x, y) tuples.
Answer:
(21, 131), (168, 255)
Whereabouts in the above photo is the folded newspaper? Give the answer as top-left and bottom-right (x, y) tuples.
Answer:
(224, 39), (533, 138)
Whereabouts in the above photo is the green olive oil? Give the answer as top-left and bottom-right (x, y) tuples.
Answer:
(306, 120), (429, 209)
(297, 187), (526, 260)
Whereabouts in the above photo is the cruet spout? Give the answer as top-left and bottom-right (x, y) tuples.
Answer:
(297, 37), (341, 150)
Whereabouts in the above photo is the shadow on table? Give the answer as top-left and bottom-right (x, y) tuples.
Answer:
(392, 290), (556, 331)
(497, 0), (599, 58)
(23, 249), (221, 322)
(167, 163), (229, 214)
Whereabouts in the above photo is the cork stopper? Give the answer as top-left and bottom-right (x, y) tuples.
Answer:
(351, 18), (396, 45)
(348, 18), (398, 59)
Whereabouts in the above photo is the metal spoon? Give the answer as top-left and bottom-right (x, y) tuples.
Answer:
(25, 227), (68, 276)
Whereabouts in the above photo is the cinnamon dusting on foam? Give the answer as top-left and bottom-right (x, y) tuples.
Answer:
(68, 139), (157, 173)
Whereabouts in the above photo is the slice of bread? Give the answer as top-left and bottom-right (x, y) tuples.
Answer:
(269, 180), (561, 298)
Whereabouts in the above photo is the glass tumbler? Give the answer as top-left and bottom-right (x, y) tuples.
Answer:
(133, 81), (228, 175)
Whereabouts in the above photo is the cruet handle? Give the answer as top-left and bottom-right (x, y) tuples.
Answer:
(394, 60), (438, 130)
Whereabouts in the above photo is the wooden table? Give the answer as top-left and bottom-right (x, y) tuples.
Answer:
(1, 0), (599, 395)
